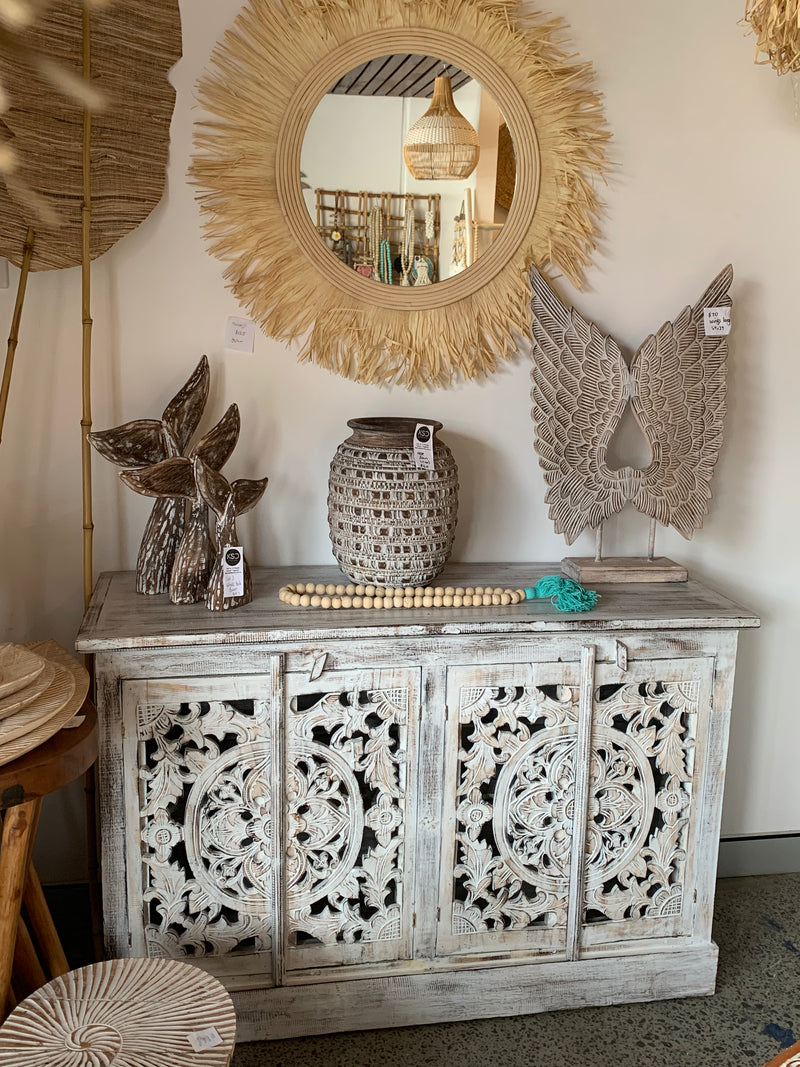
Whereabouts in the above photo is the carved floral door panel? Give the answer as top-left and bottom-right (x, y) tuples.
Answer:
(283, 667), (421, 972)
(437, 661), (586, 960)
(580, 657), (714, 951)
(437, 653), (714, 962)
(122, 675), (277, 981)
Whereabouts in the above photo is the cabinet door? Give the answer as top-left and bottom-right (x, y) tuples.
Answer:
(283, 667), (420, 973)
(123, 675), (277, 981)
(437, 661), (585, 961)
(580, 657), (714, 950)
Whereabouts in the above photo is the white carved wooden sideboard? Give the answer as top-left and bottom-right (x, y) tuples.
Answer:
(76, 564), (758, 1043)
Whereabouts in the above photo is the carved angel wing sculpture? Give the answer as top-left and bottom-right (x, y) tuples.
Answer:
(529, 265), (732, 547)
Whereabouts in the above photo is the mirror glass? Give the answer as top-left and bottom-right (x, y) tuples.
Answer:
(301, 54), (516, 286)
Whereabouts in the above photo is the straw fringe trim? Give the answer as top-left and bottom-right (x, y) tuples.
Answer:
(192, 0), (610, 389)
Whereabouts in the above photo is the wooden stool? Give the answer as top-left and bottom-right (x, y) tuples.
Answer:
(0, 957), (237, 1065)
(0, 700), (98, 1016)
(765, 1041), (800, 1066)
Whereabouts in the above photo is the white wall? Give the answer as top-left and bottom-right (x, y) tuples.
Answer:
(0, 0), (797, 881)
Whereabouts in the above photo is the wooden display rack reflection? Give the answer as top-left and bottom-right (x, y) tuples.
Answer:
(315, 189), (440, 282)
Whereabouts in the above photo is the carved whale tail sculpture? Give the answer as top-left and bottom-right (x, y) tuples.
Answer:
(194, 457), (268, 611)
(89, 356), (211, 594)
(119, 404), (241, 604)
(528, 264), (733, 566)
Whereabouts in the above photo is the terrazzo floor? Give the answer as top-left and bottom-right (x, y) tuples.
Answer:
(231, 873), (800, 1067)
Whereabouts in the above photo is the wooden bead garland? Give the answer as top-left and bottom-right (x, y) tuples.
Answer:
(279, 582), (527, 610)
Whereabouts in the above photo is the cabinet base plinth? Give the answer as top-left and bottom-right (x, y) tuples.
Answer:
(231, 944), (718, 1042)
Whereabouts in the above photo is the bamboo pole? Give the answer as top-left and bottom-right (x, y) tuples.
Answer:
(81, 5), (103, 964)
(81, 5), (94, 612)
(464, 186), (474, 268)
(0, 228), (35, 445)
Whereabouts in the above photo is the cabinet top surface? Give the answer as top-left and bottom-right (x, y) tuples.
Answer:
(75, 564), (760, 652)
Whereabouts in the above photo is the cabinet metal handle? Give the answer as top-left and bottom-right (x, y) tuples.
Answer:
(309, 652), (329, 681)
(616, 640), (629, 672)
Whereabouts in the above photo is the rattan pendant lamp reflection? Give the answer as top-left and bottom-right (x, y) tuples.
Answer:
(403, 74), (480, 180)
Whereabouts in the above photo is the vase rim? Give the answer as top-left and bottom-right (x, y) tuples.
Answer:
(346, 416), (443, 435)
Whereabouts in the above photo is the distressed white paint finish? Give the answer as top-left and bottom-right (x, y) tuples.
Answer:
(81, 568), (757, 1042)
(76, 565), (758, 652)
(228, 945), (719, 1041)
(283, 667), (420, 971)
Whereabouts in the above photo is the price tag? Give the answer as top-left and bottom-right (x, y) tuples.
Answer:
(224, 315), (256, 352)
(703, 306), (731, 336)
(222, 547), (245, 597)
(413, 423), (435, 470)
(186, 1026), (224, 1052)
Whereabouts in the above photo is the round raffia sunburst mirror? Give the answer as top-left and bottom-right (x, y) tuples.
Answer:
(191, 0), (610, 389)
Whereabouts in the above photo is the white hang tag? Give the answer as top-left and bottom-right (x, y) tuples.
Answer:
(224, 315), (256, 352)
(186, 1026), (224, 1052)
(222, 547), (245, 597)
(413, 423), (435, 470)
(703, 306), (731, 336)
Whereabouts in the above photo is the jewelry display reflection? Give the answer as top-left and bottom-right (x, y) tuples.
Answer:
(302, 58), (509, 285)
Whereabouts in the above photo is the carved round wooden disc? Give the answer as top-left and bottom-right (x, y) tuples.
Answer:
(0, 653), (90, 769)
(0, 958), (237, 1065)
(0, 663), (75, 747)
(0, 660), (55, 721)
(0, 644), (46, 699)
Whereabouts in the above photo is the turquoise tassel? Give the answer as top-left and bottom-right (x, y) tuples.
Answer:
(524, 575), (599, 612)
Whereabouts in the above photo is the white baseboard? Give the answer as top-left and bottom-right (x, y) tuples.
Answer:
(718, 835), (800, 877)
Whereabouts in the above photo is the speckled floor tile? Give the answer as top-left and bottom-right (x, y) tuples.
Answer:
(232, 873), (800, 1067)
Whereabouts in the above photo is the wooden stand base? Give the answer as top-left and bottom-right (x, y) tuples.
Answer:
(561, 556), (688, 583)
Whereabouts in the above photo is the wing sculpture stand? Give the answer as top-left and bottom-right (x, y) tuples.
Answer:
(529, 264), (733, 582)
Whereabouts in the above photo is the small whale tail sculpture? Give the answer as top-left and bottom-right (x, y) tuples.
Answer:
(194, 457), (268, 611)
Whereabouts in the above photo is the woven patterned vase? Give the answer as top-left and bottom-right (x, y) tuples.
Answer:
(328, 417), (459, 586)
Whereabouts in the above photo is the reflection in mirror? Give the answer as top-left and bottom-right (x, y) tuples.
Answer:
(301, 54), (515, 286)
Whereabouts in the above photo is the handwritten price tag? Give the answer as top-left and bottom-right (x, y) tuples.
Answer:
(703, 306), (731, 336)
(413, 423), (435, 470)
(222, 547), (244, 597)
(224, 315), (256, 352)
(186, 1026), (224, 1052)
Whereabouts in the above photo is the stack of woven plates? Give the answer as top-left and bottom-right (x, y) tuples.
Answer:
(0, 641), (90, 769)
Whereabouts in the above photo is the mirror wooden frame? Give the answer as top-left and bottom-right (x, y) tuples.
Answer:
(192, 0), (609, 389)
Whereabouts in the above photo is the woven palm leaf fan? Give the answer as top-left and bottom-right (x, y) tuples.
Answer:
(0, 0), (182, 270)
(0, 0), (181, 599)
